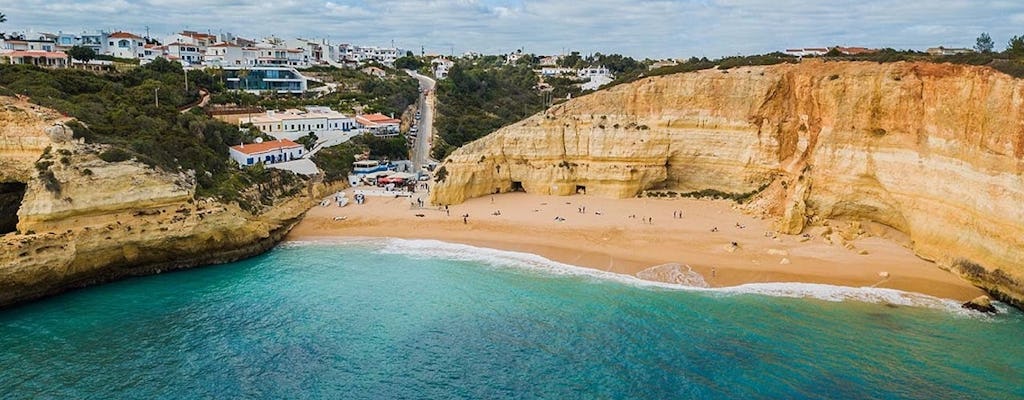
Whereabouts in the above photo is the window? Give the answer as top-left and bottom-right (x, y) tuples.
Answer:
(246, 157), (253, 165)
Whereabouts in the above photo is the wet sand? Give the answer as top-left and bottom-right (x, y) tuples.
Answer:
(287, 189), (984, 301)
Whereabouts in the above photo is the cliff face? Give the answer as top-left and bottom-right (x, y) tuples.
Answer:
(0, 97), (328, 307)
(431, 61), (1024, 307)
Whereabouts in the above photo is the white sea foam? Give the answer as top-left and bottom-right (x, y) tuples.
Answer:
(285, 237), (999, 316)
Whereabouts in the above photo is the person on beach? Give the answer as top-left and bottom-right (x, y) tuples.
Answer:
(711, 267), (717, 277)
(463, 215), (468, 224)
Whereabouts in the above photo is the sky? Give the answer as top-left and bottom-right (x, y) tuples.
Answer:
(3, 0), (1024, 59)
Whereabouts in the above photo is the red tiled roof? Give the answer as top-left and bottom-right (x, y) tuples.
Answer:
(357, 113), (400, 124)
(231, 139), (303, 155)
(109, 31), (142, 39)
(2, 51), (67, 59)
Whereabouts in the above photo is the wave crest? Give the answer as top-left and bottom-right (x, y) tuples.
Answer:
(285, 237), (998, 316)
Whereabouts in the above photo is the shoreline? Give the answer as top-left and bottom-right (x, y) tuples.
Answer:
(286, 190), (985, 302)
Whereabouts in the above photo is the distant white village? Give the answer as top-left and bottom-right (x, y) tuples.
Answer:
(0, 28), (622, 95)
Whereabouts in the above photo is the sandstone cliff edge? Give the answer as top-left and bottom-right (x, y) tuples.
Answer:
(431, 61), (1024, 307)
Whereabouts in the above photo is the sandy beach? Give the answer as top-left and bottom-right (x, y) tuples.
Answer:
(287, 188), (984, 301)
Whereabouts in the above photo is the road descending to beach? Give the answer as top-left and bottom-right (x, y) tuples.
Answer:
(288, 190), (983, 301)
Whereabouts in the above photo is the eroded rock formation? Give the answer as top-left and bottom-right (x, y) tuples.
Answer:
(0, 97), (331, 306)
(431, 61), (1024, 307)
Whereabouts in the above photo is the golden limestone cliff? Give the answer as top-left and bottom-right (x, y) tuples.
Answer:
(0, 97), (330, 306)
(431, 61), (1024, 307)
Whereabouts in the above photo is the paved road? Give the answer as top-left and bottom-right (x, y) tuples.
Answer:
(405, 70), (436, 171)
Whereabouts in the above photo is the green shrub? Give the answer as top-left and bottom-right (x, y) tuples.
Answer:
(99, 148), (132, 163)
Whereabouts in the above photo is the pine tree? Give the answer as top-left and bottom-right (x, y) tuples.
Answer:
(975, 33), (994, 53)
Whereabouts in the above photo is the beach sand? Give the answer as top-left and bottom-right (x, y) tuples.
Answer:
(287, 188), (984, 301)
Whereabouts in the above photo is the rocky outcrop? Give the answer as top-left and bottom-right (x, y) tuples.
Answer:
(0, 97), (334, 307)
(431, 61), (1024, 307)
(962, 295), (998, 313)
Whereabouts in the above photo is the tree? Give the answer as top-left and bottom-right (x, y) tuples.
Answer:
(0, 12), (6, 24)
(67, 46), (96, 63)
(975, 32), (995, 53)
(394, 55), (423, 70)
(1007, 35), (1024, 58)
(558, 51), (582, 68)
(296, 132), (318, 150)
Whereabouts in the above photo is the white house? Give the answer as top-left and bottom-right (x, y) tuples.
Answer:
(581, 75), (613, 91)
(783, 47), (829, 57)
(286, 38), (324, 65)
(246, 107), (357, 138)
(204, 43), (247, 66)
(539, 67), (574, 77)
(506, 49), (525, 64)
(355, 113), (401, 137)
(107, 31), (146, 59)
(432, 58), (454, 79)
(229, 138), (305, 166)
(927, 47), (975, 56)
(165, 42), (203, 65)
(578, 66), (613, 91)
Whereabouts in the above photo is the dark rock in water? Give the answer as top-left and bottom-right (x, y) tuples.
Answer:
(962, 296), (997, 313)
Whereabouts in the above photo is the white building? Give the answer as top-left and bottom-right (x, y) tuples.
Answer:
(540, 67), (574, 77)
(165, 42), (203, 65)
(783, 48), (829, 57)
(578, 66), (613, 91)
(245, 107), (357, 138)
(286, 38), (324, 65)
(355, 113), (401, 137)
(432, 58), (454, 79)
(204, 43), (248, 67)
(927, 47), (975, 56)
(336, 44), (399, 66)
(107, 31), (146, 59)
(506, 49), (525, 64)
(229, 138), (305, 166)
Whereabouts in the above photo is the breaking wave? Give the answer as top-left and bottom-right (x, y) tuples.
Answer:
(283, 237), (998, 316)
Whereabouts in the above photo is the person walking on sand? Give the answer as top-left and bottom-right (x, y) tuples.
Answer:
(463, 214), (468, 224)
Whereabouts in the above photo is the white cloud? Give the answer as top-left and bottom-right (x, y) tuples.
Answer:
(2, 0), (1022, 58)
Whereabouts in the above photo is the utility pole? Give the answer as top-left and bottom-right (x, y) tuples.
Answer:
(184, 67), (189, 92)
(154, 87), (160, 107)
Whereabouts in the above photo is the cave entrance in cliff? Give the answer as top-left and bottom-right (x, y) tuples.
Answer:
(511, 181), (524, 192)
(0, 182), (27, 235)
(576, 185), (586, 195)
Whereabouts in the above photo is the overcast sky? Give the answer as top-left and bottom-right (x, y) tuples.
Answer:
(3, 0), (1023, 59)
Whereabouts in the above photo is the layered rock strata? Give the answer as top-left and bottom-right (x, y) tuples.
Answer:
(431, 61), (1024, 307)
(0, 97), (332, 306)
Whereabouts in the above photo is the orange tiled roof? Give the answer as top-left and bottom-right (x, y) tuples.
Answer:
(357, 113), (400, 124)
(230, 139), (303, 155)
(109, 31), (142, 39)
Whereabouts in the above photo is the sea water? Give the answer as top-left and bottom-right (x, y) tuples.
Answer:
(0, 239), (1021, 399)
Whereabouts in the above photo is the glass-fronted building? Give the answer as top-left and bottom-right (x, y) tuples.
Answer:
(223, 66), (307, 93)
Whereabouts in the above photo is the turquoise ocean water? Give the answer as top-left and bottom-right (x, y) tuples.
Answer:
(0, 239), (1021, 399)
